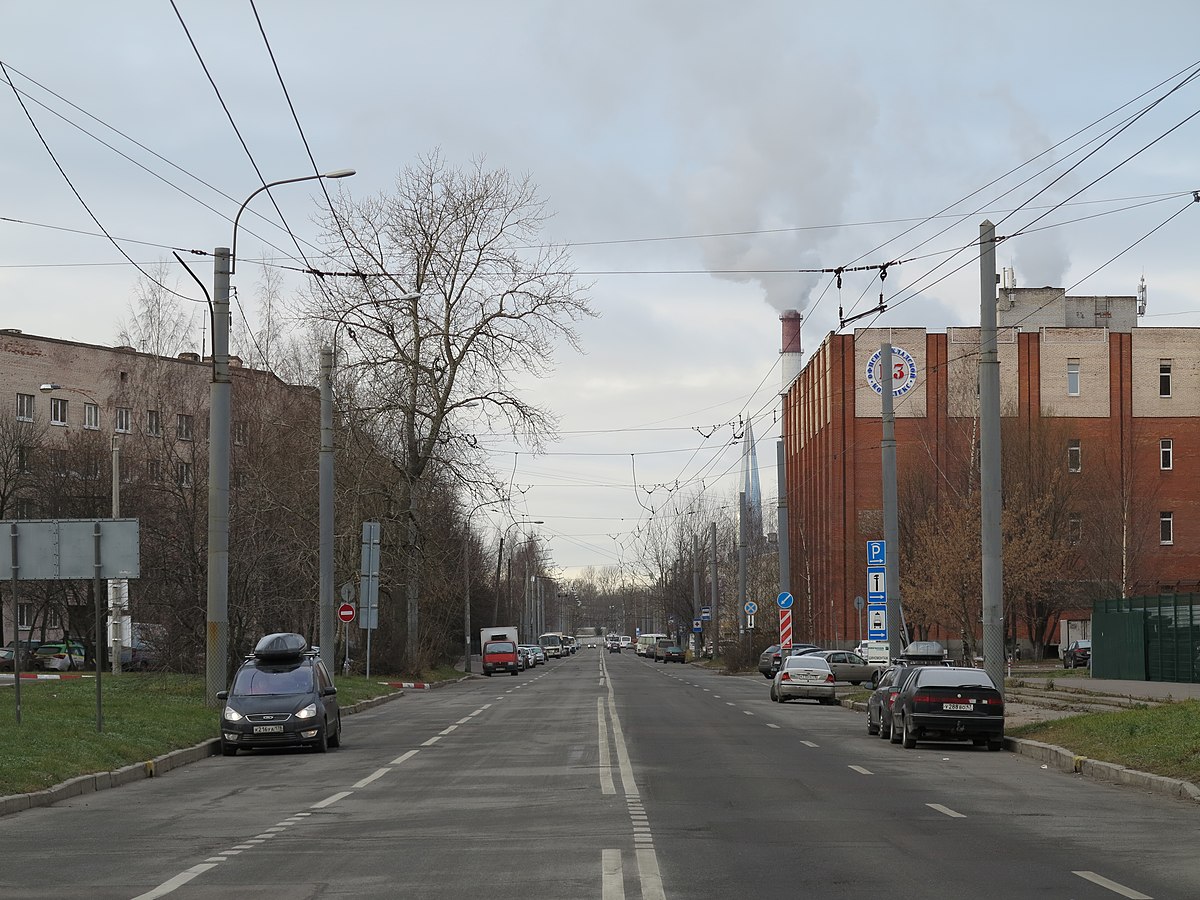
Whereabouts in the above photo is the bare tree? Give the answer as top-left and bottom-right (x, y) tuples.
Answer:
(304, 153), (594, 671)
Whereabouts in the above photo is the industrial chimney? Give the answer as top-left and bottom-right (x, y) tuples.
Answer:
(780, 309), (803, 393)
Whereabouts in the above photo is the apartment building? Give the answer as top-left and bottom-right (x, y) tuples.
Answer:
(780, 284), (1200, 651)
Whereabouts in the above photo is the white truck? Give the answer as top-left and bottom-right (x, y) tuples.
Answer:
(480, 626), (519, 650)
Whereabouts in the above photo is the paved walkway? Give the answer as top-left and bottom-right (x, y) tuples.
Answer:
(1014, 674), (1200, 703)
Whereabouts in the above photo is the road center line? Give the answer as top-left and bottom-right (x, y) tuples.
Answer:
(421, 735), (442, 746)
(353, 768), (392, 789)
(1072, 871), (1152, 899)
(766, 723), (781, 729)
(597, 697), (616, 795)
(311, 791), (353, 808)
(456, 716), (473, 724)
(927, 803), (966, 818)
(439, 725), (458, 735)
(848, 765), (873, 775)
(390, 749), (419, 765)
(130, 863), (218, 900)
(800, 740), (818, 747)
(602, 849), (625, 900)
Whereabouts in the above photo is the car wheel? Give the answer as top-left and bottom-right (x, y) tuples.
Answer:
(221, 741), (238, 757)
(328, 714), (342, 748)
(889, 715), (903, 744)
(769, 684), (778, 702)
(870, 671), (880, 688)
(511, 670), (518, 676)
(851, 680), (861, 686)
(972, 737), (986, 747)
(763, 672), (773, 679)
(879, 718), (891, 740)
(867, 710), (879, 735)
(1063, 658), (1070, 668)
(315, 724), (329, 753)
(484, 672), (492, 677)
(901, 717), (917, 749)
(987, 738), (1003, 752)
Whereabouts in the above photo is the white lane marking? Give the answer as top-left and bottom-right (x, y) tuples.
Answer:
(130, 862), (218, 900)
(439, 725), (458, 735)
(703, 688), (711, 692)
(597, 698), (616, 795)
(353, 768), (391, 788)
(606, 695), (639, 798)
(480, 704), (492, 710)
(390, 749), (419, 765)
(636, 848), (666, 899)
(220, 849), (243, 856)
(252, 833), (277, 839)
(603, 849), (625, 900)
(725, 702), (735, 706)
(1072, 872), (1152, 899)
(800, 740), (818, 748)
(766, 723), (781, 729)
(713, 695), (721, 699)
(421, 735), (442, 746)
(204, 857), (226, 863)
(742, 710), (754, 716)
(231, 844), (255, 850)
(927, 803), (966, 819)
(848, 765), (873, 775)
(311, 791), (352, 808)
(456, 716), (473, 724)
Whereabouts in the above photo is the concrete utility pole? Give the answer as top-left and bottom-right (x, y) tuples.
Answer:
(738, 491), (748, 638)
(206, 246), (231, 707)
(979, 220), (1005, 696)
(692, 533), (700, 655)
(111, 437), (121, 676)
(710, 522), (719, 656)
(319, 345), (335, 673)
(881, 342), (906, 660)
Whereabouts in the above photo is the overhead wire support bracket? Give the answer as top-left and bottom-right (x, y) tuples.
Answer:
(840, 303), (888, 330)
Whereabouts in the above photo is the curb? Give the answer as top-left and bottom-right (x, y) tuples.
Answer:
(0, 686), (410, 820)
(841, 698), (1200, 804)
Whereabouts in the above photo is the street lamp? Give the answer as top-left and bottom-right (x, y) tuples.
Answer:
(207, 168), (355, 705)
(463, 499), (505, 674)
(494, 519), (542, 625)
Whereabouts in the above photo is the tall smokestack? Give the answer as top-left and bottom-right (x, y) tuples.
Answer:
(781, 309), (803, 393)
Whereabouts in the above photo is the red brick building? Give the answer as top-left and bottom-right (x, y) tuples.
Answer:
(780, 285), (1200, 653)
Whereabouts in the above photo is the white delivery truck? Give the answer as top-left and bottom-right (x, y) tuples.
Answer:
(481, 626), (519, 650)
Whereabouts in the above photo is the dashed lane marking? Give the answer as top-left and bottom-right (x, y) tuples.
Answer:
(353, 768), (391, 789)
(311, 791), (352, 808)
(927, 803), (966, 818)
(766, 723), (781, 729)
(390, 749), (419, 765)
(1072, 872), (1152, 899)
(848, 765), (873, 775)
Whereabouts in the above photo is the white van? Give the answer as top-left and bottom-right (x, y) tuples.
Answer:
(636, 633), (667, 657)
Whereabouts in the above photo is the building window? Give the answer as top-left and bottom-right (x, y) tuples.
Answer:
(146, 409), (161, 437)
(84, 402), (100, 430)
(176, 461), (193, 487)
(1161, 439), (1173, 471)
(115, 407), (131, 433)
(233, 421), (249, 447)
(16, 497), (34, 519)
(147, 459), (163, 482)
(1160, 512), (1174, 545)
(16, 446), (31, 473)
(16, 393), (34, 421)
(1160, 360), (1172, 398)
(1067, 439), (1081, 473)
(1067, 359), (1081, 397)
(1068, 513), (1082, 545)
(18, 603), (33, 629)
(49, 449), (68, 473)
(50, 397), (68, 426)
(177, 414), (193, 441)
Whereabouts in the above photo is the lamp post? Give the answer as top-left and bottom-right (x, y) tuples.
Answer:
(207, 168), (355, 706)
(463, 500), (505, 674)
(494, 519), (542, 625)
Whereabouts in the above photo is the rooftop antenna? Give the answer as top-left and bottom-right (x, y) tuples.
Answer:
(1137, 273), (1148, 317)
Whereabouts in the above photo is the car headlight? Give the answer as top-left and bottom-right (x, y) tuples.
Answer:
(295, 702), (318, 719)
(223, 706), (243, 722)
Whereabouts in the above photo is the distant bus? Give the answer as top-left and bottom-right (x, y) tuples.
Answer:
(538, 633), (564, 659)
(636, 633), (667, 657)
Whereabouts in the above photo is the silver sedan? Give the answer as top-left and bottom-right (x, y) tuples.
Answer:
(770, 654), (838, 704)
(802, 649), (882, 686)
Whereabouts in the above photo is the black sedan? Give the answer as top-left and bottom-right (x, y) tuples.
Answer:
(662, 645), (686, 663)
(866, 664), (922, 739)
(1063, 640), (1091, 668)
(889, 666), (1004, 751)
(757, 643), (822, 678)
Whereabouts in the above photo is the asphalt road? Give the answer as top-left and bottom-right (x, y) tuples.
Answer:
(2, 651), (1199, 899)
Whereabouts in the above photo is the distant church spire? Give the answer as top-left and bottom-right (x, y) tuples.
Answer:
(740, 416), (763, 539)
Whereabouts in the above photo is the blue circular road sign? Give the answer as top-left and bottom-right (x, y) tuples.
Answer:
(777, 592), (794, 610)
(744, 601), (758, 615)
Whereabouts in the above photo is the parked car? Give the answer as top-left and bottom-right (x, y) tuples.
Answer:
(33, 640), (86, 671)
(889, 666), (1005, 751)
(866, 664), (923, 739)
(805, 649), (882, 686)
(770, 654), (838, 704)
(217, 633), (341, 756)
(1063, 639), (1092, 669)
(518, 645), (540, 667)
(0, 640), (42, 672)
(619, 636), (633, 649)
(653, 638), (673, 661)
(758, 643), (822, 678)
(482, 640), (520, 676)
(662, 644), (686, 663)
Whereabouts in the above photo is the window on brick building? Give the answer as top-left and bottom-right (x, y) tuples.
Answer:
(1068, 513), (1082, 545)
(50, 397), (68, 426)
(16, 446), (31, 473)
(16, 393), (34, 421)
(115, 407), (131, 433)
(176, 461), (193, 488)
(16, 497), (35, 519)
(1160, 360), (1172, 398)
(147, 459), (163, 482)
(146, 409), (161, 437)
(1067, 439), (1081, 473)
(1161, 439), (1173, 471)
(1067, 359), (1080, 396)
(84, 403), (100, 430)
(233, 420), (248, 447)
(177, 413), (193, 441)
(1160, 512), (1174, 545)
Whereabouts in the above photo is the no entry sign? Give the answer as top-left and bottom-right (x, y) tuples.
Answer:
(337, 602), (356, 623)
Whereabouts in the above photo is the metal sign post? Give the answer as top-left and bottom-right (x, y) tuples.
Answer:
(360, 522), (381, 679)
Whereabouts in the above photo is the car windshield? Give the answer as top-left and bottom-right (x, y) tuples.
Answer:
(915, 668), (998, 689)
(784, 656), (830, 670)
(1076, 641), (1092, 648)
(232, 664), (313, 695)
(486, 642), (515, 653)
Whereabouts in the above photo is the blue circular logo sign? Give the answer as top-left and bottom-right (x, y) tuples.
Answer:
(866, 346), (918, 397)
(777, 592), (794, 609)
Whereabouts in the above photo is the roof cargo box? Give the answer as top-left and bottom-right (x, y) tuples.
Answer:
(253, 632), (308, 660)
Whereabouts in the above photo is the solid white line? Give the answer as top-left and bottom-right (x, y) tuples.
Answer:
(927, 803), (966, 818)
(390, 749), (419, 765)
(597, 698), (616, 795)
(1072, 871), (1152, 899)
(603, 849), (625, 900)
(635, 848), (666, 900)
(421, 735), (442, 746)
(439, 725), (458, 735)
(311, 791), (352, 808)
(848, 765), (873, 775)
(353, 768), (391, 789)
(766, 723), (781, 729)
(130, 863), (218, 900)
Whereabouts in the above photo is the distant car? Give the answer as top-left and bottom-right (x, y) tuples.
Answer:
(619, 636), (632, 649)
(0, 640), (42, 672)
(806, 649), (882, 686)
(889, 666), (1005, 751)
(1063, 640), (1092, 669)
(608, 640), (621, 653)
(662, 645), (686, 663)
(518, 645), (540, 667)
(770, 654), (838, 704)
(653, 638), (673, 661)
(217, 632), (341, 756)
(515, 646), (530, 670)
(866, 664), (923, 739)
(758, 643), (822, 679)
(33, 640), (86, 671)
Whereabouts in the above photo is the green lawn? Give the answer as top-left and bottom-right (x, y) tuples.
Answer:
(0, 670), (430, 796)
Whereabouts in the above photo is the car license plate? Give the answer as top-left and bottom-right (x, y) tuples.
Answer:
(253, 725), (285, 734)
(943, 702), (972, 711)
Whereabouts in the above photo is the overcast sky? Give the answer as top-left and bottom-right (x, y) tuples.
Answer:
(3, 1), (1199, 579)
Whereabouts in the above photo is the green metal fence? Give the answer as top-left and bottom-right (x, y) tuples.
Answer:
(1093, 594), (1200, 683)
